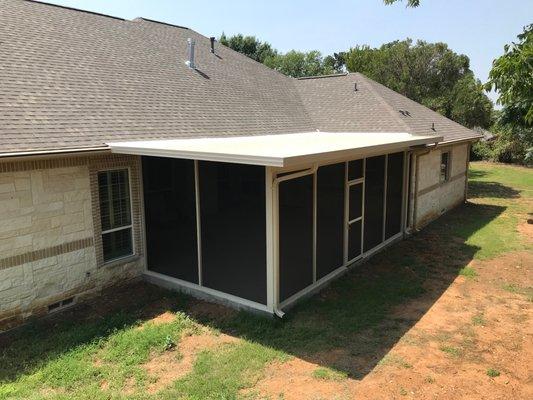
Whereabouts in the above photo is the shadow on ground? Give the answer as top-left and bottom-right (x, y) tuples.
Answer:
(0, 181), (510, 383)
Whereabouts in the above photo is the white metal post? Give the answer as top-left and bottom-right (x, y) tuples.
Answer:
(265, 167), (275, 312)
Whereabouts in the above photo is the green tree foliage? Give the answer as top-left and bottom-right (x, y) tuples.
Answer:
(485, 24), (533, 127)
(219, 33), (277, 63)
(477, 24), (533, 165)
(263, 50), (335, 78)
(345, 39), (493, 128)
(220, 33), (334, 78)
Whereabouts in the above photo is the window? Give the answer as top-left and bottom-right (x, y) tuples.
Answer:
(440, 151), (451, 183)
(98, 169), (133, 262)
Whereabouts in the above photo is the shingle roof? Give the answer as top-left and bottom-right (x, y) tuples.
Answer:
(0, 0), (480, 156)
(296, 73), (481, 143)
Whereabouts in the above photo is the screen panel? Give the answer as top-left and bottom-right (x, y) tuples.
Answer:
(199, 162), (267, 304)
(316, 163), (345, 280)
(279, 175), (314, 302)
(363, 155), (386, 252)
(385, 152), (404, 239)
(348, 220), (362, 260)
(142, 156), (198, 283)
(348, 159), (364, 181)
(349, 183), (363, 221)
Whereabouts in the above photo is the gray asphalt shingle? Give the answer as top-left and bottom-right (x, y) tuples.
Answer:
(0, 0), (480, 155)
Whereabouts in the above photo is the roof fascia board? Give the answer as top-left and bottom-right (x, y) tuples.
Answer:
(109, 134), (443, 167)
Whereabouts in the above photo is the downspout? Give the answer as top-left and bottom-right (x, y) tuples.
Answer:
(271, 164), (319, 318)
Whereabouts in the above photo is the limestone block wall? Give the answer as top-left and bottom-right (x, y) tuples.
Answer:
(0, 154), (145, 331)
(415, 143), (469, 228)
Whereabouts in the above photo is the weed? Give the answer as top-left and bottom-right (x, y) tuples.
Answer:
(439, 345), (462, 357)
(471, 313), (486, 326)
(163, 335), (176, 351)
(487, 368), (500, 378)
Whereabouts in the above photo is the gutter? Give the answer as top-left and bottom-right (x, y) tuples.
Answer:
(428, 136), (483, 147)
(0, 146), (110, 160)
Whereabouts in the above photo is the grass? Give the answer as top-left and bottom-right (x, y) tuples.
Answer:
(0, 162), (531, 399)
(464, 162), (532, 259)
(459, 266), (478, 279)
(502, 283), (533, 301)
(439, 345), (463, 358)
(471, 313), (486, 326)
(378, 353), (412, 369)
(312, 367), (348, 381)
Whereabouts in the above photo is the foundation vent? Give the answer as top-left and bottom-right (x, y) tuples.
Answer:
(47, 296), (75, 313)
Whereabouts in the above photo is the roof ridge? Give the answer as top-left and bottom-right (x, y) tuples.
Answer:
(297, 72), (348, 80)
(355, 73), (412, 133)
(362, 74), (482, 137)
(23, 0), (125, 21)
(131, 17), (189, 30)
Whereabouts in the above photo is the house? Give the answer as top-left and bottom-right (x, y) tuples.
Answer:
(0, 0), (481, 330)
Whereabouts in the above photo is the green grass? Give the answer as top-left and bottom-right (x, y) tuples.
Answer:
(486, 368), (500, 378)
(471, 313), (486, 326)
(378, 353), (412, 369)
(502, 283), (533, 302)
(459, 266), (478, 279)
(312, 367), (348, 381)
(464, 162), (533, 259)
(0, 162), (531, 399)
(439, 345), (462, 358)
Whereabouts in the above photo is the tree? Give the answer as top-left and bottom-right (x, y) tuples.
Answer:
(219, 33), (277, 63)
(383, 0), (421, 7)
(324, 52), (347, 73)
(345, 39), (493, 128)
(264, 50), (334, 78)
(479, 24), (533, 164)
(219, 33), (334, 78)
(485, 24), (533, 127)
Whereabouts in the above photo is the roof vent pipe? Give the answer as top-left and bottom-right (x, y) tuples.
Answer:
(210, 37), (215, 54)
(186, 38), (196, 69)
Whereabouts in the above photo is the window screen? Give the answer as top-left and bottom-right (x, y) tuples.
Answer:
(316, 163), (345, 280)
(142, 157), (198, 283)
(199, 162), (267, 304)
(385, 152), (404, 239)
(440, 152), (450, 182)
(98, 169), (133, 262)
(348, 159), (364, 181)
(363, 155), (386, 253)
(348, 220), (362, 260)
(349, 183), (363, 221)
(279, 175), (313, 302)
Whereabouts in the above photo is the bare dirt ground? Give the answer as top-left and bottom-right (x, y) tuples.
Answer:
(247, 250), (532, 400)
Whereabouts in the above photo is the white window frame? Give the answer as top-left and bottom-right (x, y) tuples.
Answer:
(440, 151), (451, 183)
(98, 167), (135, 264)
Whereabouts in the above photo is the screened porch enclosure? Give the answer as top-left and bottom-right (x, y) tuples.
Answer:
(140, 151), (406, 311)
(110, 131), (436, 313)
(277, 152), (406, 304)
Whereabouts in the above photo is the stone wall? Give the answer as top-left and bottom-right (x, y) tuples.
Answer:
(415, 143), (469, 228)
(0, 154), (145, 331)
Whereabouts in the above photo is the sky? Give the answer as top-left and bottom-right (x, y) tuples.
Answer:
(40, 0), (532, 103)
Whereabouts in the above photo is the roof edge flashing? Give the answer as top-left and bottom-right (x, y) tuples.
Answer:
(108, 131), (442, 167)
